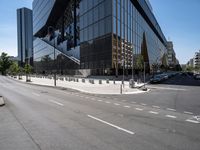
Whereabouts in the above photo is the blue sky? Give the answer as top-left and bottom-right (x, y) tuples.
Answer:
(0, 0), (199, 64)
(150, 0), (200, 64)
(0, 0), (32, 57)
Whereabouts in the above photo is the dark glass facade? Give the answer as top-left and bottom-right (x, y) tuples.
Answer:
(17, 7), (33, 67)
(33, 0), (168, 75)
(33, 0), (80, 75)
(80, 0), (113, 74)
(111, 0), (168, 75)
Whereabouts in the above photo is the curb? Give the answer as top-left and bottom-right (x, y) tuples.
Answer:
(0, 96), (5, 106)
(8, 76), (150, 95)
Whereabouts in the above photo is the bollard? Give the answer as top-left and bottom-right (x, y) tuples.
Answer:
(113, 79), (115, 84)
(0, 96), (5, 106)
(99, 80), (102, 84)
(90, 79), (94, 84)
(120, 84), (122, 94)
(82, 78), (85, 83)
(106, 79), (109, 84)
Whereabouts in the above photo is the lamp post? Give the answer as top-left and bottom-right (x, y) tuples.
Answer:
(143, 62), (149, 89)
(143, 62), (146, 89)
(132, 46), (134, 80)
(54, 37), (56, 87)
(122, 59), (125, 88)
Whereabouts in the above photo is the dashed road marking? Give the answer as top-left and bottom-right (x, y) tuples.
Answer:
(184, 111), (193, 115)
(98, 100), (102, 102)
(152, 105), (160, 109)
(149, 111), (159, 114)
(49, 99), (64, 106)
(124, 106), (131, 108)
(141, 103), (147, 106)
(105, 101), (111, 104)
(167, 108), (176, 112)
(87, 115), (135, 135)
(135, 108), (143, 111)
(165, 115), (177, 119)
(185, 119), (199, 124)
(32, 92), (40, 97)
(114, 103), (120, 106)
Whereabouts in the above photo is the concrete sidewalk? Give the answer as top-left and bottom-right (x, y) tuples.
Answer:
(0, 106), (39, 150)
(12, 76), (148, 95)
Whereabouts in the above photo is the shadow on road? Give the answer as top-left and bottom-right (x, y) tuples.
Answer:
(160, 74), (200, 87)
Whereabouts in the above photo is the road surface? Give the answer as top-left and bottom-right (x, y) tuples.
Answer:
(0, 75), (199, 150)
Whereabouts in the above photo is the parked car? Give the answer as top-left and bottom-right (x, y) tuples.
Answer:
(194, 74), (200, 80)
(150, 75), (164, 83)
(160, 73), (169, 80)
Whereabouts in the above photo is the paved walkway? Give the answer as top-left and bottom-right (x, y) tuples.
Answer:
(13, 76), (148, 95)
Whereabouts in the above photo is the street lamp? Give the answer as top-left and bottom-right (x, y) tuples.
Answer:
(132, 46), (134, 80)
(54, 37), (56, 87)
(143, 62), (148, 89)
(122, 58), (125, 88)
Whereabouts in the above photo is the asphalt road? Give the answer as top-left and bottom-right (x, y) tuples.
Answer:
(0, 75), (200, 150)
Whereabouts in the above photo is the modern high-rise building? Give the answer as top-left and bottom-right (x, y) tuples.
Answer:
(167, 41), (176, 67)
(17, 7), (33, 66)
(194, 50), (200, 68)
(32, 0), (168, 76)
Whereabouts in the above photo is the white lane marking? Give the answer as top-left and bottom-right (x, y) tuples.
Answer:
(165, 115), (177, 119)
(91, 98), (96, 100)
(149, 86), (186, 91)
(114, 103), (120, 106)
(98, 100), (102, 102)
(152, 105), (160, 109)
(85, 97), (89, 99)
(135, 108), (143, 111)
(184, 111), (193, 115)
(32, 92), (40, 97)
(49, 100), (64, 106)
(87, 115), (135, 135)
(105, 101), (111, 104)
(167, 108), (176, 112)
(131, 101), (136, 104)
(185, 119), (199, 124)
(140, 103), (147, 106)
(149, 111), (159, 114)
(124, 105), (131, 108)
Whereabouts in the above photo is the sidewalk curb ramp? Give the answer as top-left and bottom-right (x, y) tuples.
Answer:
(0, 96), (5, 106)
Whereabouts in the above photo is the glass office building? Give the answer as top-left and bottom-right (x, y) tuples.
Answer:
(17, 7), (33, 67)
(33, 0), (81, 75)
(33, 0), (168, 75)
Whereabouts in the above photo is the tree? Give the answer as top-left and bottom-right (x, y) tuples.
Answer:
(9, 62), (19, 76)
(24, 64), (32, 82)
(0, 52), (12, 75)
(135, 55), (144, 82)
(135, 55), (144, 72)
